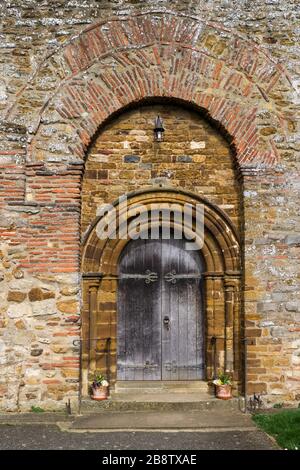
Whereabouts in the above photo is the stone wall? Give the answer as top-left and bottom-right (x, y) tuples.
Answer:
(0, 1), (299, 118)
(82, 104), (241, 234)
(0, 2), (299, 410)
(0, 123), (82, 411)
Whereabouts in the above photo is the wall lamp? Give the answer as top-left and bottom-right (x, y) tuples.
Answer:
(153, 115), (164, 142)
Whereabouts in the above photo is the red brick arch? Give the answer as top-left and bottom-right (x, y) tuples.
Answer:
(6, 10), (292, 167)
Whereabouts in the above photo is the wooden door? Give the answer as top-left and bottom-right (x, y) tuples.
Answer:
(117, 237), (204, 380)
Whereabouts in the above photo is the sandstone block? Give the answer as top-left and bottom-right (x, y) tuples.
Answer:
(59, 285), (79, 296)
(14, 319), (26, 329)
(7, 291), (26, 302)
(51, 344), (68, 354)
(24, 369), (41, 385)
(29, 288), (55, 302)
(192, 155), (206, 163)
(0, 319), (7, 328)
(56, 300), (78, 314)
(61, 369), (79, 378)
(2, 260), (11, 269)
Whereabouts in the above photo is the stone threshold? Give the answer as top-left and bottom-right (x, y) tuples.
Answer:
(70, 408), (254, 431)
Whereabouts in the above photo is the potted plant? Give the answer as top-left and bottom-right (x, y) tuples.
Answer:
(213, 372), (232, 400)
(91, 372), (109, 401)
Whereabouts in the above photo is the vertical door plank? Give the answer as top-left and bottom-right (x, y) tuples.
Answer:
(178, 246), (189, 380)
(172, 238), (181, 379)
(187, 249), (204, 379)
(117, 238), (161, 380)
(161, 237), (204, 380)
(161, 238), (175, 380)
(142, 239), (161, 380)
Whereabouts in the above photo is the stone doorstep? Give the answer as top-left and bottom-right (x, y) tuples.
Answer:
(81, 380), (240, 411)
(80, 396), (240, 412)
(114, 380), (210, 393)
(110, 392), (215, 402)
(110, 381), (214, 402)
(58, 423), (259, 434)
(70, 409), (254, 431)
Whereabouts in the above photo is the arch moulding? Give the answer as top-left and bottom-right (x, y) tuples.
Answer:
(81, 189), (242, 395)
(5, 10), (292, 169)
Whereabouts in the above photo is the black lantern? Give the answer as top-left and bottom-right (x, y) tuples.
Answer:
(153, 115), (164, 142)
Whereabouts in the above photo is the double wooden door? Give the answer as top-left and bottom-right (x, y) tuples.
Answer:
(117, 237), (204, 380)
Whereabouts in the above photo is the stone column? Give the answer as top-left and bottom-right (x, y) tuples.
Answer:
(203, 273), (215, 380)
(203, 272), (224, 379)
(96, 273), (118, 384)
(89, 282), (100, 374)
(81, 273), (102, 396)
(224, 274), (240, 374)
(233, 280), (241, 383)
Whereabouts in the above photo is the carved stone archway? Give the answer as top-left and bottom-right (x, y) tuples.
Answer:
(81, 189), (241, 396)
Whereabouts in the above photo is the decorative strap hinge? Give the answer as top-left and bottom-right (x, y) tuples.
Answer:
(120, 269), (158, 284)
(164, 270), (201, 284)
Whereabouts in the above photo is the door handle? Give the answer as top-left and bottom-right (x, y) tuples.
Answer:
(163, 316), (170, 330)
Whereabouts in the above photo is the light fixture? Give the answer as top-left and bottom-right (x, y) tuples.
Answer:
(153, 115), (164, 142)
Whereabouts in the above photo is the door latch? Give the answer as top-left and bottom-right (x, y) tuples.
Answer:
(163, 316), (170, 330)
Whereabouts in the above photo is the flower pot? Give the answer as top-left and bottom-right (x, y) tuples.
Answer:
(215, 384), (232, 400)
(91, 385), (109, 401)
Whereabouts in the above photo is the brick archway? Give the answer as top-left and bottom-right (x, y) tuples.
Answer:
(81, 189), (241, 395)
(5, 10), (292, 168)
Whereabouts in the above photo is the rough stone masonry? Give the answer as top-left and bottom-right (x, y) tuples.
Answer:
(0, 1), (299, 411)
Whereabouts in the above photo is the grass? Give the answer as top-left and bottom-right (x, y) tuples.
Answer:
(30, 405), (45, 413)
(252, 409), (300, 450)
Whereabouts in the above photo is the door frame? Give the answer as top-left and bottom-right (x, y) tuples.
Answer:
(81, 188), (241, 396)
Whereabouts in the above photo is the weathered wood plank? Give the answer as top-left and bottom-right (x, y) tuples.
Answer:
(117, 238), (161, 380)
